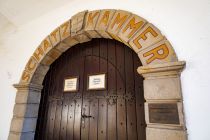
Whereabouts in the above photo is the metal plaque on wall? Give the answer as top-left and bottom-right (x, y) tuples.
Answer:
(148, 103), (180, 124)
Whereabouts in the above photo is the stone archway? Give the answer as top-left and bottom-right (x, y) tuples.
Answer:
(9, 9), (187, 140)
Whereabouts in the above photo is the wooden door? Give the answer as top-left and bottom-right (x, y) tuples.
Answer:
(35, 38), (146, 140)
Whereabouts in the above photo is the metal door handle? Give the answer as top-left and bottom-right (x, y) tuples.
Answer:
(81, 114), (93, 118)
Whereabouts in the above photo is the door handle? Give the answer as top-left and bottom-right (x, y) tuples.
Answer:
(81, 114), (93, 118)
(81, 107), (93, 129)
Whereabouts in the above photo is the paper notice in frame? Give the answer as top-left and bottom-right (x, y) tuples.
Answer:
(88, 73), (106, 90)
(63, 77), (79, 92)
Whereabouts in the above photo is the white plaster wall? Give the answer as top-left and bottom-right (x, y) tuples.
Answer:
(0, 0), (210, 139)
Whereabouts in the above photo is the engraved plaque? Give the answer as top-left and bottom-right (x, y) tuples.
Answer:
(149, 103), (180, 124)
(87, 73), (106, 90)
(63, 77), (79, 92)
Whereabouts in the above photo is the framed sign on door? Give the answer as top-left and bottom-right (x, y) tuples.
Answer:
(87, 73), (106, 90)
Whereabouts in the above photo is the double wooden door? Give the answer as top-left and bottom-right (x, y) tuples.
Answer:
(35, 39), (145, 140)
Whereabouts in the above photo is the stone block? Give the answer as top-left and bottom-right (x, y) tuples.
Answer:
(138, 39), (178, 65)
(8, 132), (35, 140)
(32, 45), (45, 63)
(8, 132), (20, 140)
(24, 56), (38, 74)
(60, 20), (71, 41)
(73, 33), (91, 43)
(13, 103), (39, 117)
(10, 118), (23, 133)
(63, 37), (79, 47)
(33, 36), (53, 63)
(55, 42), (71, 52)
(118, 14), (147, 45)
(146, 127), (187, 140)
(107, 10), (131, 41)
(96, 30), (112, 39)
(95, 9), (116, 38)
(20, 70), (33, 84)
(49, 27), (61, 46)
(129, 23), (164, 53)
(31, 71), (45, 85)
(15, 90), (41, 104)
(46, 48), (62, 60)
(85, 30), (101, 38)
(10, 118), (37, 132)
(40, 48), (62, 66)
(177, 102), (186, 127)
(84, 10), (101, 38)
(71, 10), (88, 36)
(22, 118), (37, 132)
(40, 55), (55, 66)
(144, 77), (182, 100)
(34, 64), (49, 76)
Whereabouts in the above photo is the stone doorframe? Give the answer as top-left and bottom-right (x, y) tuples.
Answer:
(8, 9), (187, 140)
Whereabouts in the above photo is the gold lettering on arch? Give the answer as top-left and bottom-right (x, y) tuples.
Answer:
(87, 12), (99, 27)
(122, 17), (144, 39)
(143, 44), (169, 64)
(99, 11), (110, 26)
(133, 26), (158, 49)
(110, 13), (128, 31)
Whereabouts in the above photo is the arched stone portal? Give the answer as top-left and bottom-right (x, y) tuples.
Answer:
(9, 9), (187, 140)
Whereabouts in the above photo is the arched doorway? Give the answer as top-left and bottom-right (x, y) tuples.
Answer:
(35, 38), (146, 140)
(9, 9), (186, 140)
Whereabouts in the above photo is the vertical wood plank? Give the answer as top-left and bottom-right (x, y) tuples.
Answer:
(59, 53), (70, 140)
(125, 46), (137, 140)
(60, 99), (69, 140)
(89, 39), (100, 140)
(81, 41), (92, 140)
(47, 60), (59, 140)
(53, 100), (63, 140)
(98, 39), (108, 140)
(64, 48), (76, 140)
(73, 46), (83, 140)
(116, 41), (127, 140)
(66, 100), (76, 140)
(107, 39), (117, 140)
(48, 101), (57, 140)
(133, 52), (146, 140)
